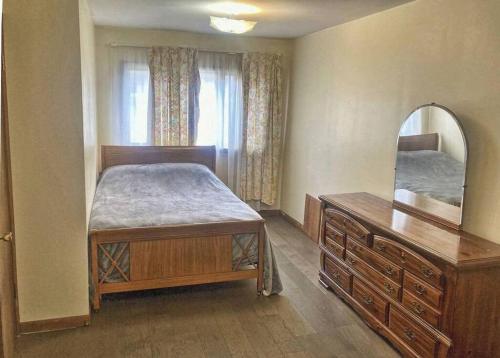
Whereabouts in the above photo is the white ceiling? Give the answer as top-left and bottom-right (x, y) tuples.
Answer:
(88, 0), (414, 38)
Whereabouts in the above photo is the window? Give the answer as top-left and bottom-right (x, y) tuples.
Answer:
(114, 51), (241, 148)
(197, 69), (219, 146)
(400, 110), (423, 136)
(121, 62), (150, 145)
(197, 69), (237, 148)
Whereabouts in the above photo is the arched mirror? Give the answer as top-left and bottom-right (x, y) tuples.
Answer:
(394, 103), (467, 230)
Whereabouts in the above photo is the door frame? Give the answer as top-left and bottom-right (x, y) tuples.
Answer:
(0, 9), (20, 356)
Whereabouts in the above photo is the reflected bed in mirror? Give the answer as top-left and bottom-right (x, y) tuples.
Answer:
(394, 104), (467, 230)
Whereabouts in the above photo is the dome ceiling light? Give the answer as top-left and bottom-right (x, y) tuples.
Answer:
(210, 16), (257, 34)
(207, 2), (260, 34)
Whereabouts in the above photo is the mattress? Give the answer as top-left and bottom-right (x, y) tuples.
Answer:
(89, 163), (262, 231)
(395, 150), (465, 206)
(89, 162), (281, 295)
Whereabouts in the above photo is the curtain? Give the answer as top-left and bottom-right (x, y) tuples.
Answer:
(240, 53), (283, 206)
(198, 51), (243, 192)
(149, 47), (200, 146)
(109, 47), (152, 145)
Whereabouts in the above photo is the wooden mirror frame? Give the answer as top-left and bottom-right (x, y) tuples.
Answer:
(393, 103), (468, 231)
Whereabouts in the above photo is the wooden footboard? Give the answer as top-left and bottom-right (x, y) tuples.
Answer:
(90, 220), (265, 310)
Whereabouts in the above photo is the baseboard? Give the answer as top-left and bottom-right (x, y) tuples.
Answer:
(261, 209), (305, 232)
(279, 210), (304, 232)
(19, 314), (89, 334)
(259, 209), (281, 217)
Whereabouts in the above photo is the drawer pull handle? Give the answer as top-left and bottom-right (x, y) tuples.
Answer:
(383, 282), (395, 294)
(383, 266), (394, 277)
(354, 245), (363, 252)
(421, 267), (435, 278)
(362, 295), (374, 305)
(413, 283), (426, 296)
(347, 257), (356, 265)
(403, 327), (416, 341)
(400, 251), (407, 264)
(411, 302), (426, 315)
(331, 271), (340, 281)
(375, 243), (386, 252)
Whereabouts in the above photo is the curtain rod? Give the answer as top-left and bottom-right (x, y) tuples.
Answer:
(107, 42), (282, 56)
(107, 42), (244, 55)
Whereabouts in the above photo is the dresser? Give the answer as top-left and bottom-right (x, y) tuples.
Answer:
(318, 192), (500, 358)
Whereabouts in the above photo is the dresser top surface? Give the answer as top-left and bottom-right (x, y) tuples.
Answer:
(320, 192), (500, 267)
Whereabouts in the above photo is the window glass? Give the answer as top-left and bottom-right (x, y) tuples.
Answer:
(197, 69), (219, 146)
(122, 63), (150, 145)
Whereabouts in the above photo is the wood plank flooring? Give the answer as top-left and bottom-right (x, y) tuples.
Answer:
(15, 216), (400, 357)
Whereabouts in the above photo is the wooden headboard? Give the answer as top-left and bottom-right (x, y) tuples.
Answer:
(100, 145), (216, 173)
(398, 133), (439, 152)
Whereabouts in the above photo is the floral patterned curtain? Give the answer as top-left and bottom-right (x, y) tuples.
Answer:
(240, 53), (283, 206)
(149, 47), (200, 145)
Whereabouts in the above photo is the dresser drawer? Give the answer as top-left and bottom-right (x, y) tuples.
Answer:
(373, 236), (443, 288)
(345, 252), (401, 301)
(324, 256), (352, 293)
(403, 272), (442, 310)
(402, 291), (441, 328)
(324, 208), (371, 246)
(389, 307), (439, 358)
(324, 237), (345, 260)
(352, 277), (389, 323)
(324, 223), (345, 247)
(347, 238), (403, 283)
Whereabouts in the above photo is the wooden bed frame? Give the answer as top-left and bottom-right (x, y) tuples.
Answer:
(90, 145), (265, 310)
(397, 133), (439, 152)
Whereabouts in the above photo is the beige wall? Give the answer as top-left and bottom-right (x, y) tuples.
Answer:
(95, 26), (293, 208)
(80, 0), (98, 223)
(4, 0), (90, 321)
(282, 0), (500, 242)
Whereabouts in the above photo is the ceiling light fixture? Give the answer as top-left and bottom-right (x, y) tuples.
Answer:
(207, 2), (260, 15)
(210, 16), (257, 34)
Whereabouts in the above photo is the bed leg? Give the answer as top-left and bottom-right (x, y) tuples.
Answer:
(257, 224), (265, 295)
(92, 293), (101, 312)
(91, 236), (101, 311)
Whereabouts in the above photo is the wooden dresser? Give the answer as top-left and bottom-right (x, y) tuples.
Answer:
(318, 192), (500, 358)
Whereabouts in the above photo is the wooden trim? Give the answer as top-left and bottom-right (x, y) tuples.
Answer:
(90, 220), (264, 243)
(99, 270), (257, 294)
(19, 315), (89, 334)
(1, 23), (20, 339)
(100, 145), (216, 173)
(259, 210), (281, 218)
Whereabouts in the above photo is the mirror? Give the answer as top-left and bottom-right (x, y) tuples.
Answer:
(394, 104), (467, 230)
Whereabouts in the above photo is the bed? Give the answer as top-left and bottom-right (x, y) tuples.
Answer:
(395, 134), (465, 206)
(89, 145), (282, 310)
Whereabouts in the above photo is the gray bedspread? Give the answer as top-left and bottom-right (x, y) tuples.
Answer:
(89, 163), (282, 295)
(395, 150), (465, 206)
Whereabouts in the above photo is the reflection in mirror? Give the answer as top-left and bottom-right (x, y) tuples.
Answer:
(394, 104), (467, 229)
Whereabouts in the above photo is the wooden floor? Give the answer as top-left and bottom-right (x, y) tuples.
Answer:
(15, 216), (400, 357)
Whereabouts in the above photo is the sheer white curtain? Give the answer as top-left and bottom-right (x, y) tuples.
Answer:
(109, 47), (152, 145)
(198, 51), (243, 193)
